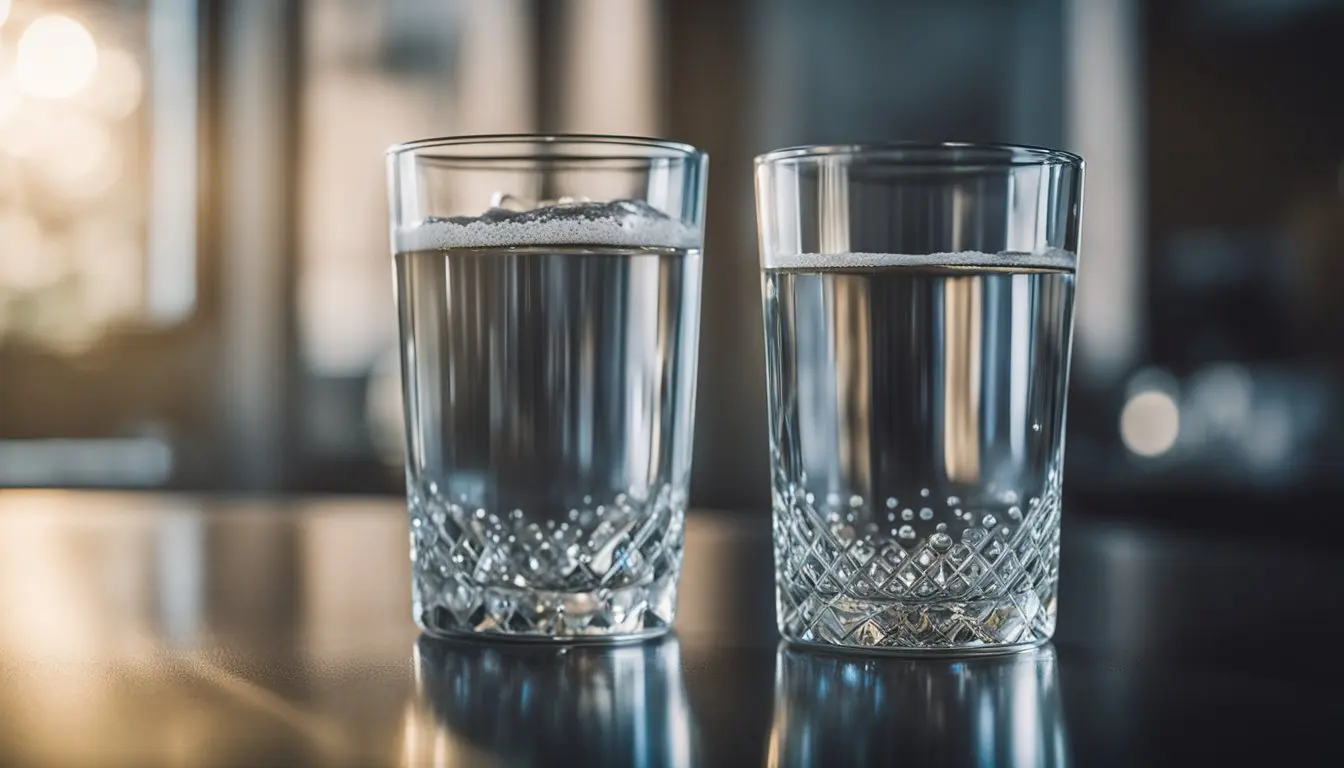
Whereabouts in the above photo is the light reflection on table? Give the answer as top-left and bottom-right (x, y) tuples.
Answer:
(0, 490), (1340, 766)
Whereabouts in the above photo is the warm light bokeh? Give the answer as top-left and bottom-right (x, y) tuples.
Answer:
(15, 14), (98, 100)
(86, 47), (143, 121)
(0, 2), (151, 355)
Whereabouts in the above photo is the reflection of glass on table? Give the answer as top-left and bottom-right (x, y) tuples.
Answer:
(770, 643), (1069, 767)
(406, 635), (696, 767)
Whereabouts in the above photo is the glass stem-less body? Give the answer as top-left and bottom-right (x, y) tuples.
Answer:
(755, 141), (1083, 653)
(387, 134), (707, 642)
(764, 264), (1074, 649)
(398, 245), (702, 639)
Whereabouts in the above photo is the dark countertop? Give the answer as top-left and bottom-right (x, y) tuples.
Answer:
(0, 491), (1339, 767)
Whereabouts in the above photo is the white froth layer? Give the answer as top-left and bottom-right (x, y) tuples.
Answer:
(398, 214), (701, 251)
(766, 249), (1076, 271)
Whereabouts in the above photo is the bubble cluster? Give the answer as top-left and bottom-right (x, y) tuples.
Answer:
(411, 483), (682, 593)
(777, 484), (1060, 559)
(399, 199), (701, 251)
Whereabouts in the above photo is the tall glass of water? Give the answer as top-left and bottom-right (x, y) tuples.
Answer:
(387, 135), (708, 642)
(756, 142), (1083, 653)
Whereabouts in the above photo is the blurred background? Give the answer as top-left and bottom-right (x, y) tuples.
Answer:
(1, 0), (1342, 534)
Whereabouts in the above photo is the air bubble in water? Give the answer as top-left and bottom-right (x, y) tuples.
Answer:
(490, 191), (530, 210)
(946, 495), (960, 507)
(510, 509), (524, 521)
(898, 525), (917, 540)
(982, 514), (998, 528)
(935, 522), (948, 533)
(885, 497), (898, 509)
(930, 532), (953, 550)
(919, 507), (934, 520)
(902, 508), (914, 521)
(1008, 506), (1022, 520)
(920, 488), (930, 498)
(849, 494), (864, 508)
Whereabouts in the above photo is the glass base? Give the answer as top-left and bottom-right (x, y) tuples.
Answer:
(777, 591), (1056, 655)
(415, 578), (679, 644)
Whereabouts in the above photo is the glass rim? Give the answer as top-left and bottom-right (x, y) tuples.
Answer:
(386, 133), (705, 161)
(755, 141), (1083, 169)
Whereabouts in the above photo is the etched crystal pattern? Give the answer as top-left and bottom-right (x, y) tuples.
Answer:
(774, 485), (1061, 651)
(410, 483), (684, 640)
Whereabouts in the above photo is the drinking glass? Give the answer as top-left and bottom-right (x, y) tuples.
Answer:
(755, 142), (1083, 652)
(387, 135), (708, 641)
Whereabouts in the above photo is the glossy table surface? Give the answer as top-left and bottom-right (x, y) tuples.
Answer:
(0, 491), (1340, 767)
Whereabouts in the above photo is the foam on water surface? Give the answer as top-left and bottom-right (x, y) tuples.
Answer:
(766, 249), (1076, 271)
(398, 199), (701, 251)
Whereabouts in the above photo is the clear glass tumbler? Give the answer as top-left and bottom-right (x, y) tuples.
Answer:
(755, 142), (1083, 653)
(387, 135), (708, 642)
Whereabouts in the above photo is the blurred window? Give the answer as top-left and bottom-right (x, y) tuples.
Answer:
(0, 0), (200, 487)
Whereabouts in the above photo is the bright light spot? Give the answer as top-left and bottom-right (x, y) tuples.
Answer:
(1120, 390), (1181, 458)
(86, 48), (143, 120)
(15, 15), (99, 100)
(0, 0), (11, 28)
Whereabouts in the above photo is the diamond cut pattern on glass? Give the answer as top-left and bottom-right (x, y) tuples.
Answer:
(774, 489), (1062, 649)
